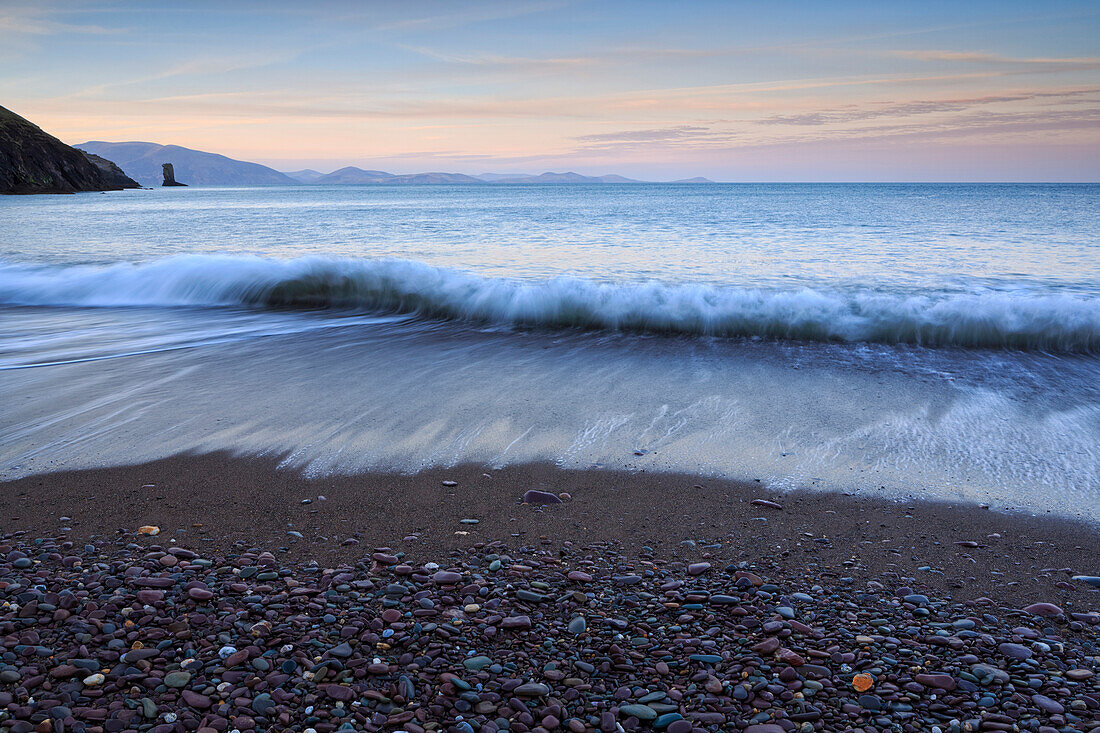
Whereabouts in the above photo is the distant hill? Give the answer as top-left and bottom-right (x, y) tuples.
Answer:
(311, 167), (397, 184)
(391, 172), (484, 184)
(306, 168), (652, 184)
(0, 105), (138, 194)
(312, 167), (484, 184)
(77, 141), (297, 187)
(476, 173), (532, 182)
(474, 172), (715, 183)
(282, 169), (325, 183)
(475, 171), (641, 183)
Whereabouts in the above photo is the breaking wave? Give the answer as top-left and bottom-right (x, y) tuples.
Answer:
(2, 255), (1098, 352)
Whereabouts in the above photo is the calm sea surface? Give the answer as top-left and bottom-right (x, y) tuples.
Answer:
(1, 184), (1098, 519)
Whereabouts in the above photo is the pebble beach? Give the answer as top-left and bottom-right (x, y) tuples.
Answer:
(1, 455), (1098, 733)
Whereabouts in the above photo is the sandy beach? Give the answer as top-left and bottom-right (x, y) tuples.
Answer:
(2, 453), (1099, 606)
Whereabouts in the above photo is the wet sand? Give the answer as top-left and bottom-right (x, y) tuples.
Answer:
(2, 452), (1097, 608)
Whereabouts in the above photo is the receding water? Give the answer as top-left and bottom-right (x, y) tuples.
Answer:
(1, 184), (1097, 520)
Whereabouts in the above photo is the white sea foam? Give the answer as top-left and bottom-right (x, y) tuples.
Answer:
(2, 255), (1098, 352)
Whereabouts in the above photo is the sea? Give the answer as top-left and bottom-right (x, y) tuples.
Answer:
(1, 183), (1098, 521)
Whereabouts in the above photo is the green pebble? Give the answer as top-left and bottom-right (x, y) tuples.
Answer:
(654, 713), (683, 729)
(620, 704), (658, 721)
(163, 671), (191, 688)
(464, 656), (493, 671)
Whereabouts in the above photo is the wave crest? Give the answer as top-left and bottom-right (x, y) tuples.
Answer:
(2, 255), (1098, 352)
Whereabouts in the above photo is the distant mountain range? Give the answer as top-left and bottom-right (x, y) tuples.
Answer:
(77, 141), (297, 187)
(475, 171), (639, 183)
(75, 141), (715, 186)
(307, 167), (485, 185)
(288, 166), (713, 184)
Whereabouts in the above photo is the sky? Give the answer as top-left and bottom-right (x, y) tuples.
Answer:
(2, 0), (1099, 181)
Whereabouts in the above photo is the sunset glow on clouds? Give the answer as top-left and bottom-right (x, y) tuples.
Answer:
(2, 0), (1098, 180)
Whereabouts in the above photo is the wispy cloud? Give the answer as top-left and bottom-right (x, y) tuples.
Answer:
(895, 49), (1100, 74)
(369, 0), (569, 32)
(66, 51), (300, 100)
(757, 89), (1100, 126)
(575, 126), (713, 143)
(395, 44), (596, 72)
(0, 4), (119, 36)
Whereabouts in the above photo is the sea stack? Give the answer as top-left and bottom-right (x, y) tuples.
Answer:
(161, 162), (187, 186)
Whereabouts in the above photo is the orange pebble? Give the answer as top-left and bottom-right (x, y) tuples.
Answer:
(852, 673), (874, 692)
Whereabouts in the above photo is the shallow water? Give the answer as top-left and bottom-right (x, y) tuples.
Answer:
(1, 184), (1097, 520)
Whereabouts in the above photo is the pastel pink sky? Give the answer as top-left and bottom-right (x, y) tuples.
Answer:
(3, 0), (1099, 180)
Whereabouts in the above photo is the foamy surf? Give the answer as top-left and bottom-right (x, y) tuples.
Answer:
(2, 255), (1098, 352)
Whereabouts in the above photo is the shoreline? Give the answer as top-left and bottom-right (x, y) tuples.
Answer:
(2, 452), (1097, 608)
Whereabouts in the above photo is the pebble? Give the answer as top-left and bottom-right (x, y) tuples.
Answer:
(164, 671), (191, 688)
(464, 655), (492, 671)
(433, 570), (463, 584)
(998, 642), (1033, 660)
(515, 682), (550, 697)
(522, 489), (563, 504)
(329, 642), (353, 658)
(914, 672), (956, 691)
(1022, 601), (1063, 617)
(1031, 694), (1065, 714)
(620, 704), (658, 720)
(501, 615), (532, 629)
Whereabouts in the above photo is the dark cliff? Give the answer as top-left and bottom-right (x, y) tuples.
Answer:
(79, 150), (141, 190)
(0, 105), (139, 194)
